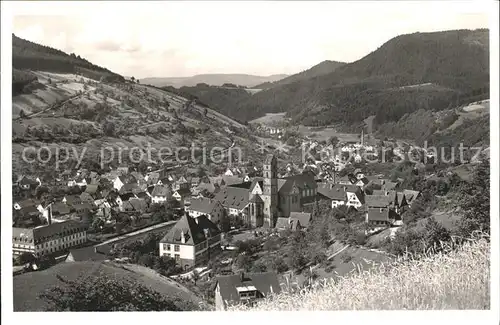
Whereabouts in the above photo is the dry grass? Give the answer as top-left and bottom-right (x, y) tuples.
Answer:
(230, 238), (490, 310)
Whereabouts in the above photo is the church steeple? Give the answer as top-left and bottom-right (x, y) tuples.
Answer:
(262, 154), (278, 228)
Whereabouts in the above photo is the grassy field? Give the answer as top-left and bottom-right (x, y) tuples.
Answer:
(13, 261), (204, 311)
(230, 238), (490, 310)
(297, 125), (360, 143)
(249, 113), (287, 125)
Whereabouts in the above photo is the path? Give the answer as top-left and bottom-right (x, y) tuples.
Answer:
(94, 220), (177, 248)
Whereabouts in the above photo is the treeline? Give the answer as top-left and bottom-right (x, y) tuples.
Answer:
(12, 34), (124, 82)
(219, 29), (489, 125)
(12, 68), (38, 95)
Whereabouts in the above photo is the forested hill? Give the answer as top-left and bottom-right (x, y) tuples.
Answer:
(255, 60), (346, 89)
(12, 34), (125, 82)
(225, 29), (489, 126)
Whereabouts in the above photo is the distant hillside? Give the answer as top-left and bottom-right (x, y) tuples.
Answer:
(256, 60), (346, 89)
(226, 29), (489, 126)
(12, 34), (124, 82)
(141, 73), (288, 88)
(162, 84), (253, 123)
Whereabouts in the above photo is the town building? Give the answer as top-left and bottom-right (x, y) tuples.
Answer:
(186, 197), (225, 224)
(159, 214), (221, 270)
(13, 220), (87, 257)
(214, 271), (281, 310)
(215, 154), (317, 228)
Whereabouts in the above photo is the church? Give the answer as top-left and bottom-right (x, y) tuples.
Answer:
(215, 154), (318, 228)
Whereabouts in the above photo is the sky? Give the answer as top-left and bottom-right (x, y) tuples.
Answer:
(11, 1), (490, 79)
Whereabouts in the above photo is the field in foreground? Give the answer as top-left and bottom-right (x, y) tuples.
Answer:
(13, 261), (205, 311)
(230, 238), (490, 310)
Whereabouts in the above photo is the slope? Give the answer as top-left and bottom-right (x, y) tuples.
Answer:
(13, 261), (205, 311)
(12, 34), (124, 83)
(140, 73), (288, 88)
(228, 29), (489, 126)
(229, 238), (489, 310)
(255, 60), (346, 89)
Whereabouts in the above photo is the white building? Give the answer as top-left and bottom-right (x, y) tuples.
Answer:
(13, 221), (87, 257)
(159, 214), (221, 270)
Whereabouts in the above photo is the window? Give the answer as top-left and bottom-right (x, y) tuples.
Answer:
(174, 254), (180, 262)
(174, 245), (180, 252)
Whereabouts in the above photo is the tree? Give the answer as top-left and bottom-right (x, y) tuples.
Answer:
(131, 77), (135, 83)
(456, 156), (490, 237)
(234, 254), (253, 272)
(191, 269), (200, 285)
(17, 252), (36, 266)
(103, 120), (116, 137)
(39, 274), (193, 311)
(328, 136), (339, 147)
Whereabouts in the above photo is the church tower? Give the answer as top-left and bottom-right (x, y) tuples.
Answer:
(262, 154), (278, 227)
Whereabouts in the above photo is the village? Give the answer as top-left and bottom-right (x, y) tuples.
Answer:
(12, 123), (439, 310)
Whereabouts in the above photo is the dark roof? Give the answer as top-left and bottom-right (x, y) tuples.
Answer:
(19, 176), (38, 185)
(367, 207), (397, 222)
(119, 183), (139, 194)
(20, 205), (39, 216)
(160, 214), (207, 245)
(119, 193), (136, 202)
(382, 181), (399, 191)
(195, 215), (221, 238)
(189, 197), (220, 214)
(215, 186), (250, 210)
(365, 195), (390, 208)
(175, 188), (192, 196)
(317, 184), (347, 201)
(51, 203), (72, 215)
(129, 198), (147, 211)
(64, 195), (82, 206)
(151, 185), (171, 197)
(67, 246), (108, 262)
(13, 220), (87, 244)
(289, 212), (312, 229)
(15, 199), (39, 209)
(222, 175), (244, 186)
(215, 272), (281, 306)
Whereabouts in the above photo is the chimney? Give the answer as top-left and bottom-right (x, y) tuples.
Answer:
(181, 230), (186, 244)
(240, 271), (245, 282)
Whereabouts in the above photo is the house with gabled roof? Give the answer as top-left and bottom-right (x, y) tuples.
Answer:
(186, 197), (225, 224)
(17, 176), (41, 190)
(173, 187), (192, 207)
(158, 214), (221, 270)
(151, 185), (172, 204)
(214, 271), (281, 310)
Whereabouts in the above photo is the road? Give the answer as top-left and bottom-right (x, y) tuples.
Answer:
(93, 220), (177, 249)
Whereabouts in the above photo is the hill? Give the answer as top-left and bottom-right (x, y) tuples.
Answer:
(230, 238), (490, 310)
(12, 34), (124, 83)
(256, 60), (346, 89)
(13, 261), (205, 311)
(140, 73), (288, 88)
(225, 29), (489, 126)
(11, 36), (267, 179)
